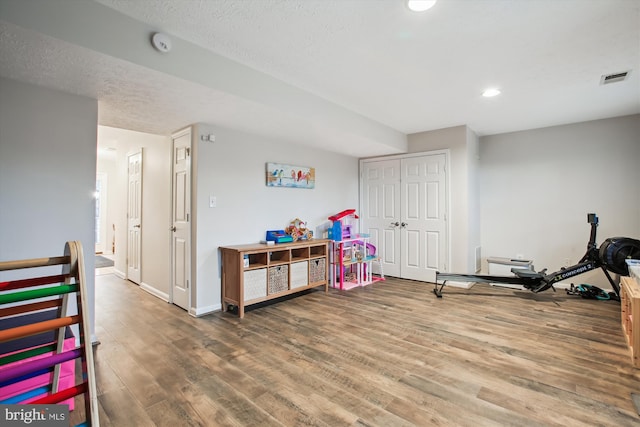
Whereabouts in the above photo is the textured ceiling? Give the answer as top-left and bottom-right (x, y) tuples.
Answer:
(1, 0), (639, 156)
(93, 0), (640, 134)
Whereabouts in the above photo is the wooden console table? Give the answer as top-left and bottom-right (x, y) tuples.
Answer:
(220, 239), (329, 317)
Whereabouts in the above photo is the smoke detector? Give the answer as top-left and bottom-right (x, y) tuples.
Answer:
(600, 70), (630, 85)
(151, 32), (172, 53)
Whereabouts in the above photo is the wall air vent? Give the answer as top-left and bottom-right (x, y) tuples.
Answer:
(600, 70), (630, 85)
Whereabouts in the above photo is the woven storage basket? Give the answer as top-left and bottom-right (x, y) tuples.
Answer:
(290, 261), (309, 289)
(268, 265), (289, 294)
(243, 268), (267, 302)
(309, 258), (326, 283)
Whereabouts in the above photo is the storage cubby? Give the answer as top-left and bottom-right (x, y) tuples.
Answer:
(291, 247), (310, 261)
(268, 265), (289, 294)
(290, 261), (309, 288)
(269, 249), (291, 265)
(220, 239), (329, 317)
(246, 252), (268, 269)
(310, 244), (326, 258)
(309, 258), (326, 284)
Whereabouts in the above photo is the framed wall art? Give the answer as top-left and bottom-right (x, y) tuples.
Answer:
(266, 163), (315, 189)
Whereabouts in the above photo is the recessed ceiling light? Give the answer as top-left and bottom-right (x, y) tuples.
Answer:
(407, 0), (437, 12)
(482, 88), (501, 98)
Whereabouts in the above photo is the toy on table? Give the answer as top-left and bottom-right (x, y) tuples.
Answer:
(265, 230), (293, 244)
(285, 218), (313, 241)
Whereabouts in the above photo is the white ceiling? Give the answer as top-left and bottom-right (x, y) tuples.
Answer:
(1, 0), (639, 156)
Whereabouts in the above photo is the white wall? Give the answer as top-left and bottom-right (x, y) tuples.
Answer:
(97, 126), (172, 300)
(0, 77), (98, 340)
(191, 123), (360, 314)
(408, 125), (481, 273)
(479, 114), (640, 289)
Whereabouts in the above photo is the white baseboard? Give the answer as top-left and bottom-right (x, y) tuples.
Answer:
(189, 304), (221, 317)
(113, 268), (126, 279)
(140, 282), (169, 302)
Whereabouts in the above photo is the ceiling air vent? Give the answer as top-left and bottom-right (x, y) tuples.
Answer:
(600, 70), (630, 85)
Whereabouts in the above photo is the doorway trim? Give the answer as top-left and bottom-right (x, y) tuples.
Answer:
(95, 173), (108, 255)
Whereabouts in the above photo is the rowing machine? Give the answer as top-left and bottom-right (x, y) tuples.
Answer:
(434, 213), (640, 298)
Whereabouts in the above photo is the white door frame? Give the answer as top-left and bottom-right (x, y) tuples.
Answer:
(170, 127), (192, 310)
(359, 149), (451, 279)
(95, 173), (108, 254)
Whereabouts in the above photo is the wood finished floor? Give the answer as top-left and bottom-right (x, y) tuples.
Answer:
(73, 273), (640, 426)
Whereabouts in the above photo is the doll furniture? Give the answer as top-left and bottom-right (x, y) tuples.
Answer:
(330, 234), (385, 290)
(328, 210), (384, 290)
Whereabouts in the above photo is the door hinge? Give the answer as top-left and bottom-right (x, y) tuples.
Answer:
(186, 147), (190, 156)
(187, 213), (190, 222)
(186, 280), (189, 289)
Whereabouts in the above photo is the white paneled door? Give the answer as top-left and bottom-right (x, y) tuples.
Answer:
(361, 159), (401, 277)
(171, 128), (191, 311)
(127, 150), (142, 284)
(361, 152), (448, 282)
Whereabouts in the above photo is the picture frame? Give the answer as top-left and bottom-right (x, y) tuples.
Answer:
(266, 162), (315, 189)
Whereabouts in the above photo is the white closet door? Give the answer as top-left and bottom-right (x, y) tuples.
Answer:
(400, 153), (447, 282)
(361, 159), (401, 277)
(361, 152), (448, 282)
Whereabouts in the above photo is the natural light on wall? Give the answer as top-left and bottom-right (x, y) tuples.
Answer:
(407, 0), (437, 12)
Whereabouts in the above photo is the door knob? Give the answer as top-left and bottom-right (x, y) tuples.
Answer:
(401, 222), (408, 228)
(390, 222), (399, 227)
(134, 224), (141, 228)
(170, 226), (176, 232)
